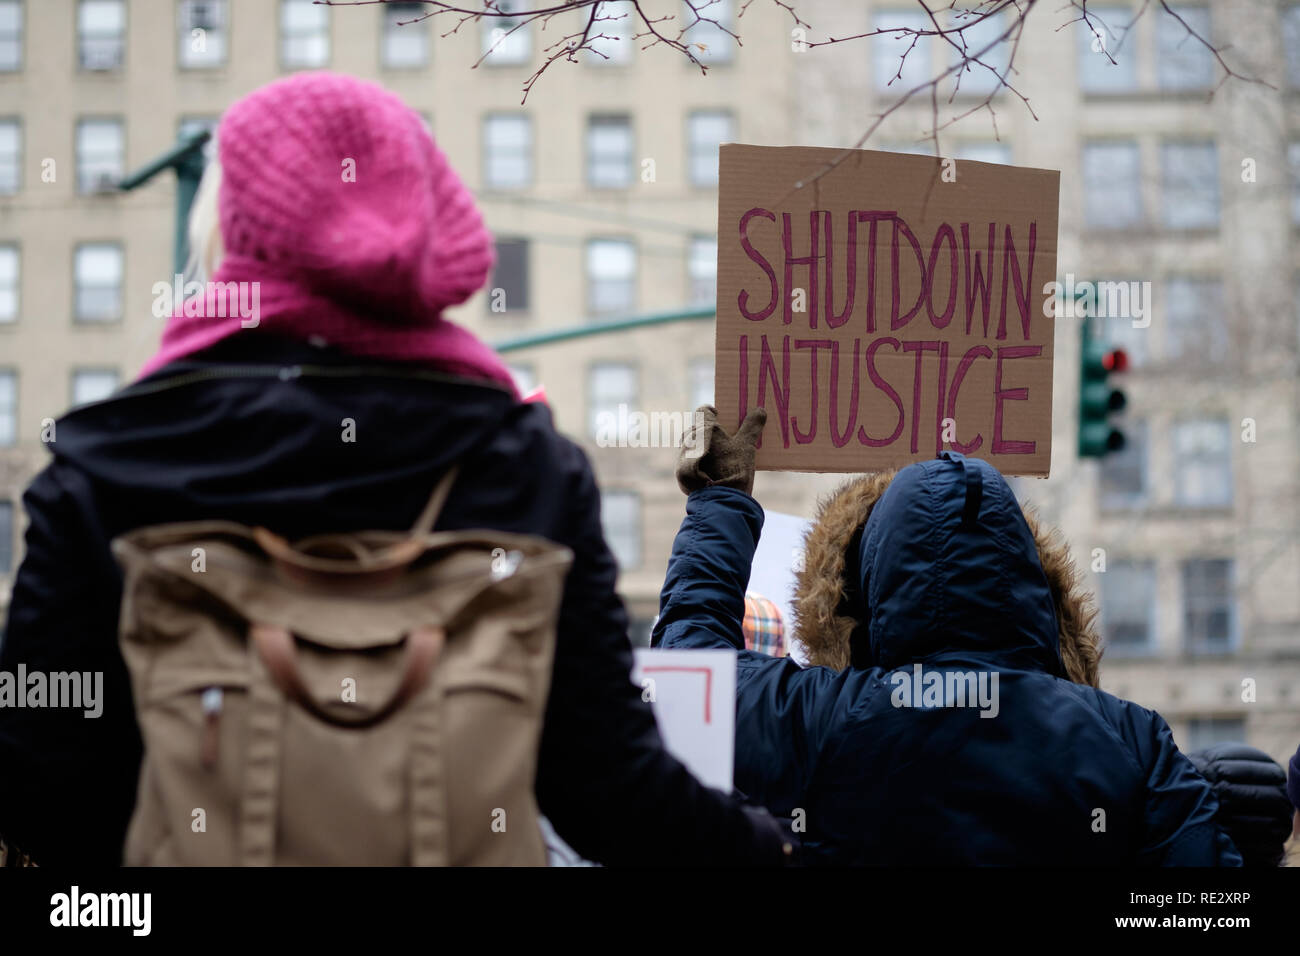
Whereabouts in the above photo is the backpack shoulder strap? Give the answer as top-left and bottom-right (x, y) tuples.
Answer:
(411, 465), (461, 536)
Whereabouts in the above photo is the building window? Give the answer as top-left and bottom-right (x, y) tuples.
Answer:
(586, 239), (636, 317)
(0, 0), (20, 72)
(1157, 5), (1212, 89)
(281, 0), (329, 69)
(76, 118), (123, 194)
(1082, 141), (1141, 229)
(688, 236), (716, 305)
(1184, 717), (1245, 751)
(0, 371), (14, 446)
(1287, 5), (1300, 89)
(1182, 558), (1235, 653)
(1099, 419), (1146, 509)
(1161, 141), (1218, 229)
(79, 0), (125, 70)
(947, 8), (1008, 97)
(687, 110), (732, 187)
(0, 244), (17, 322)
(74, 243), (123, 322)
(1172, 418), (1232, 507)
(178, 0), (228, 69)
(0, 498), (13, 574)
(488, 238), (529, 313)
(1289, 141), (1300, 226)
(71, 369), (119, 407)
(482, 114), (532, 189)
(1076, 5), (1136, 93)
(1163, 277), (1226, 362)
(681, 0), (733, 65)
(480, 0), (530, 64)
(954, 141), (1013, 165)
(588, 362), (637, 440)
(381, 2), (427, 68)
(688, 357), (714, 409)
(507, 363), (536, 396)
(585, 0), (631, 65)
(0, 117), (18, 194)
(587, 114), (633, 189)
(601, 490), (642, 570)
(1100, 559), (1156, 653)
(872, 10), (929, 91)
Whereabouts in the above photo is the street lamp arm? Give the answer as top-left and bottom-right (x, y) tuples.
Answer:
(494, 305), (715, 354)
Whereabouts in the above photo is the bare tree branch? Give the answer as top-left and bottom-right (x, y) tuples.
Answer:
(325, 0), (1272, 136)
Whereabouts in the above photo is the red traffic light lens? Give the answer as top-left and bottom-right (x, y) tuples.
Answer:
(1102, 349), (1129, 373)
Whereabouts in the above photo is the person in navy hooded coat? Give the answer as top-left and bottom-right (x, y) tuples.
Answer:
(653, 406), (1241, 866)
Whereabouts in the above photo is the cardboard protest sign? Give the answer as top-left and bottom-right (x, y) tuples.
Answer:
(631, 648), (736, 791)
(715, 144), (1060, 476)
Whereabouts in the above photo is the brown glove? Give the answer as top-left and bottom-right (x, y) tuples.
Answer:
(676, 405), (767, 496)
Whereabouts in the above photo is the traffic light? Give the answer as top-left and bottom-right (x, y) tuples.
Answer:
(1078, 330), (1128, 458)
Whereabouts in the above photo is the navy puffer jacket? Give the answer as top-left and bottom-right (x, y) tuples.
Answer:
(654, 453), (1241, 866)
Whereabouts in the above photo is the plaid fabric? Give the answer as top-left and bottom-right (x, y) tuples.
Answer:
(742, 593), (786, 657)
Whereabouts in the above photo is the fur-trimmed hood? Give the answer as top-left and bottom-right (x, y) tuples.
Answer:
(793, 467), (1102, 685)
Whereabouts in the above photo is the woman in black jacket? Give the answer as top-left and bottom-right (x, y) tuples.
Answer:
(0, 71), (787, 867)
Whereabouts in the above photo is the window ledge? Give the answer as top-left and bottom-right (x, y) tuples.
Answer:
(1098, 498), (1149, 514)
(1080, 88), (1215, 101)
(1148, 504), (1236, 518)
(1101, 646), (1159, 659)
(1100, 503), (1235, 519)
(1081, 226), (1220, 240)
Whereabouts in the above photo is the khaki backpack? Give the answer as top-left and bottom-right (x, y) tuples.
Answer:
(111, 467), (573, 866)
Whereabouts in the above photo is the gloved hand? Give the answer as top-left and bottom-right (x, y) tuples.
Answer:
(739, 802), (800, 866)
(676, 405), (767, 497)
(1188, 742), (1293, 867)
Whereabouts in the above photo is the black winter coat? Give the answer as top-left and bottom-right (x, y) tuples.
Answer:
(0, 334), (783, 866)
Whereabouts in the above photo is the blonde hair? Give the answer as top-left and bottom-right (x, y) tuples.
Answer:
(184, 157), (224, 284)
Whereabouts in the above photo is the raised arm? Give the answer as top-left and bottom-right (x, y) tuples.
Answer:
(652, 407), (841, 814)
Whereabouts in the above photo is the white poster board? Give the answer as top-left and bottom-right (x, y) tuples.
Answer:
(630, 647), (736, 792)
(751, 509), (813, 665)
(542, 647), (739, 866)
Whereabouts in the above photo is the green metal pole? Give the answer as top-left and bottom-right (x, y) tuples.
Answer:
(493, 305), (715, 353)
(173, 147), (207, 275)
(117, 129), (212, 275)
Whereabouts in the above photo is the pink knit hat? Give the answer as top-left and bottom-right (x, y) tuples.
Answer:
(141, 71), (516, 393)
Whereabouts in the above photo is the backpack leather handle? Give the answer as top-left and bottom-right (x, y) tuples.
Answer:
(250, 624), (444, 729)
